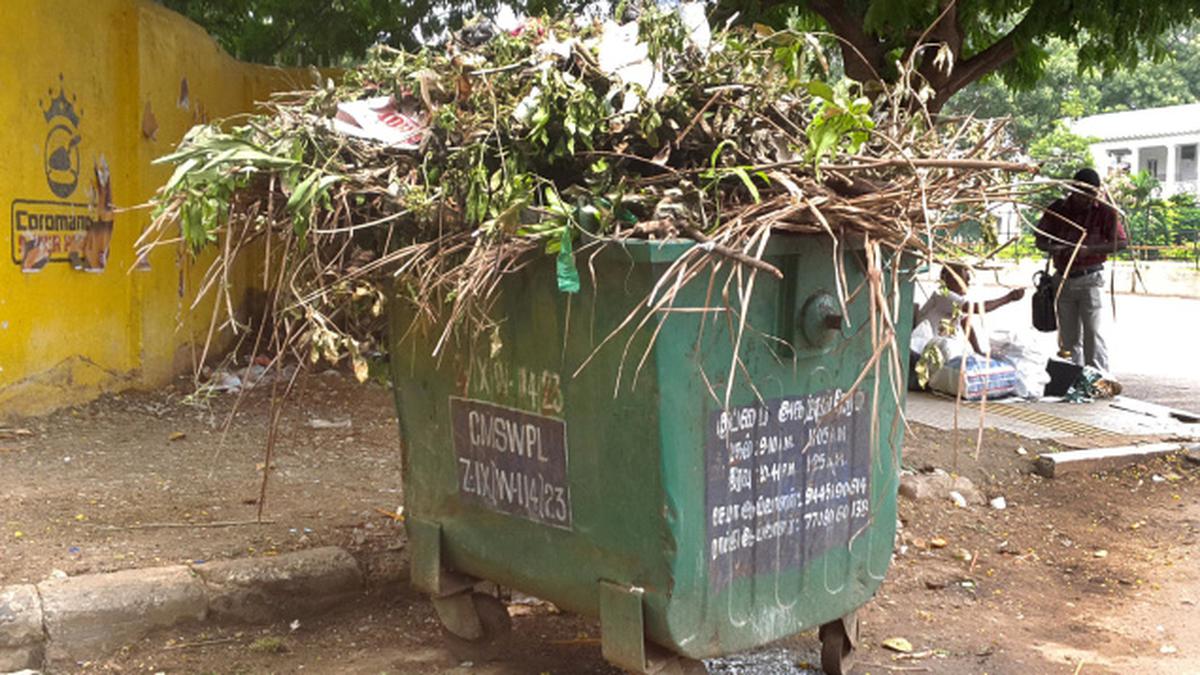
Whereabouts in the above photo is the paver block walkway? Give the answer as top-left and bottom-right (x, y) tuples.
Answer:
(906, 392), (1199, 445)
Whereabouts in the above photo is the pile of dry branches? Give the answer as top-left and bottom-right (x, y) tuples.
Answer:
(140, 5), (1047, 392)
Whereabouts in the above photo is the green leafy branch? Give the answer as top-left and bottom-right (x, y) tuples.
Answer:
(805, 82), (875, 168)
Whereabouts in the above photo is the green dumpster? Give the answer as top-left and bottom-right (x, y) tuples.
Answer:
(389, 234), (914, 674)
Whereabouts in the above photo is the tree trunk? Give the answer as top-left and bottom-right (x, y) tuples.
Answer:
(806, 0), (888, 85)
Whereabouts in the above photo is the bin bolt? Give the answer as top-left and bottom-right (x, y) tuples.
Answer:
(800, 292), (843, 347)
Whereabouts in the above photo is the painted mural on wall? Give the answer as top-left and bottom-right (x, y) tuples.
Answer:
(11, 74), (113, 273)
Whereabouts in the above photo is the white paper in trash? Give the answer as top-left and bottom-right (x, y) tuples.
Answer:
(536, 31), (575, 60)
(598, 20), (669, 112)
(677, 2), (712, 52)
(331, 96), (428, 148)
(513, 86), (543, 125)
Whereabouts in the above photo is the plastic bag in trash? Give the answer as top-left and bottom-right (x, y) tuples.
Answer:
(597, 4), (711, 113)
(331, 96), (428, 148)
(598, 20), (668, 112)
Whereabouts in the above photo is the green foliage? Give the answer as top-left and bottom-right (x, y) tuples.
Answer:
(152, 125), (319, 253)
(947, 25), (1200, 146)
(1160, 242), (1200, 261)
(994, 229), (1040, 261)
(156, 0), (468, 64)
(1109, 171), (1200, 248)
(725, 0), (1200, 110)
(149, 3), (1051, 383)
(1155, 193), (1200, 248)
(1027, 123), (1096, 180)
(161, 0), (1200, 118)
(154, 6), (864, 282)
(159, 0), (608, 64)
(1110, 170), (1162, 247)
(804, 82), (874, 166)
(701, 141), (769, 211)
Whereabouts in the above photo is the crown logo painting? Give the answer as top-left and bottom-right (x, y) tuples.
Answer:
(39, 74), (83, 199)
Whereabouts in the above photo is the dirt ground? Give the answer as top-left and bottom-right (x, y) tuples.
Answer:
(874, 426), (1200, 675)
(2, 371), (404, 587)
(2, 374), (1198, 674)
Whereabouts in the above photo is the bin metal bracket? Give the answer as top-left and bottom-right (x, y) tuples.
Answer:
(409, 517), (444, 595)
(408, 517), (474, 597)
(599, 579), (648, 673)
(411, 517), (483, 639)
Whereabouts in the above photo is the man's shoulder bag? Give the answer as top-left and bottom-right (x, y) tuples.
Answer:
(1031, 259), (1056, 333)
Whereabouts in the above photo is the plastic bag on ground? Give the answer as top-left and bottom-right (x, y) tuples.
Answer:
(924, 334), (970, 366)
(913, 333), (970, 390)
(928, 354), (1019, 400)
(1063, 365), (1122, 402)
(989, 329), (1051, 399)
(909, 320), (934, 357)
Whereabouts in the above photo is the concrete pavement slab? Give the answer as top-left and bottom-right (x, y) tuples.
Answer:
(905, 391), (1198, 443)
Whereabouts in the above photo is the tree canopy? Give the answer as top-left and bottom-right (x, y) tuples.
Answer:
(1027, 123), (1094, 179)
(163, 0), (1200, 113)
(730, 0), (1200, 111)
(158, 0), (494, 64)
(948, 24), (1200, 145)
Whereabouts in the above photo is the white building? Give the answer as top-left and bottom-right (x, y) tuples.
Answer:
(1070, 103), (1200, 197)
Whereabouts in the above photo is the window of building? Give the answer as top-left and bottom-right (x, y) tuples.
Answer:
(1107, 149), (1132, 174)
(1180, 145), (1198, 183)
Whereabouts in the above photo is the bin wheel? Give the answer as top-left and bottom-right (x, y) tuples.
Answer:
(819, 615), (859, 675)
(442, 592), (512, 662)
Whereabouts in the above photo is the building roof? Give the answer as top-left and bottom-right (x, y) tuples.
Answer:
(1069, 103), (1200, 143)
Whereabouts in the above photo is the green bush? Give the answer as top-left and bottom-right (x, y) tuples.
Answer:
(1161, 244), (1200, 262)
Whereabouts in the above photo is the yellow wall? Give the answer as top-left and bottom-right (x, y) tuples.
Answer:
(0, 0), (316, 418)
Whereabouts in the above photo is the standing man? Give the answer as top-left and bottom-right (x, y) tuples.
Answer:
(1035, 168), (1128, 372)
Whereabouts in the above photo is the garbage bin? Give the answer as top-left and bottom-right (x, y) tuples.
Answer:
(389, 234), (915, 674)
